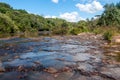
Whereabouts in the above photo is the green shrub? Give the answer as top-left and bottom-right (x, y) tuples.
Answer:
(70, 28), (81, 35)
(52, 27), (68, 35)
(93, 27), (103, 34)
(103, 31), (114, 41)
(116, 52), (120, 62)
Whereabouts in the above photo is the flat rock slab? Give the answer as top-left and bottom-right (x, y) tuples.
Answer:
(112, 35), (120, 43)
(101, 68), (120, 80)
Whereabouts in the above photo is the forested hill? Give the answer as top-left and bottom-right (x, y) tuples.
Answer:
(0, 2), (120, 38)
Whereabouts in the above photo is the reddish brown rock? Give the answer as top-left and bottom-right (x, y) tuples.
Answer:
(44, 67), (57, 74)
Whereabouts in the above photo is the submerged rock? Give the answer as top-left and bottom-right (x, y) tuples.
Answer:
(0, 62), (5, 72)
(44, 67), (57, 74)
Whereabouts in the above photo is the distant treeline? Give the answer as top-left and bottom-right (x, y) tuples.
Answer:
(0, 2), (120, 37)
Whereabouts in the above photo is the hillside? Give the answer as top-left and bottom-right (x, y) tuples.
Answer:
(0, 2), (120, 40)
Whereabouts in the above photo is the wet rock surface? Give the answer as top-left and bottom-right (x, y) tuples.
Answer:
(0, 33), (120, 80)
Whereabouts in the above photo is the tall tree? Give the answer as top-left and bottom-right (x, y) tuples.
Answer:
(98, 3), (120, 27)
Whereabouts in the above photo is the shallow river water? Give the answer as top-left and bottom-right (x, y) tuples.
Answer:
(0, 35), (120, 80)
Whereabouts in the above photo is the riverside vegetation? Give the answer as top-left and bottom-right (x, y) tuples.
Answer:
(0, 2), (120, 40)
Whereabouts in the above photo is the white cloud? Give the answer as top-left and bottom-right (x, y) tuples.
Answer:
(76, 0), (103, 13)
(59, 12), (84, 22)
(52, 0), (59, 4)
(44, 12), (84, 22)
(44, 15), (57, 18)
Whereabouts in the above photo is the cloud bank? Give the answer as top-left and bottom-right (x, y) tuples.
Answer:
(76, 0), (103, 13)
(45, 12), (84, 22)
(60, 12), (84, 22)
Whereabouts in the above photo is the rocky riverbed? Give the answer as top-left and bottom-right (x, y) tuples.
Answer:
(0, 33), (120, 80)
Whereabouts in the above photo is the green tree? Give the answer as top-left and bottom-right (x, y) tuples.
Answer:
(98, 3), (120, 27)
(0, 13), (18, 33)
(0, 2), (12, 13)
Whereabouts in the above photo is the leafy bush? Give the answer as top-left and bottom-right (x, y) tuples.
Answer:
(70, 28), (81, 35)
(92, 27), (103, 34)
(103, 31), (114, 41)
(52, 27), (68, 35)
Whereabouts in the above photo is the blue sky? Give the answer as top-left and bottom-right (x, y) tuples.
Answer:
(0, 0), (119, 22)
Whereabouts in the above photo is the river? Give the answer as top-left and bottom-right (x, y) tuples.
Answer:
(0, 33), (120, 80)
